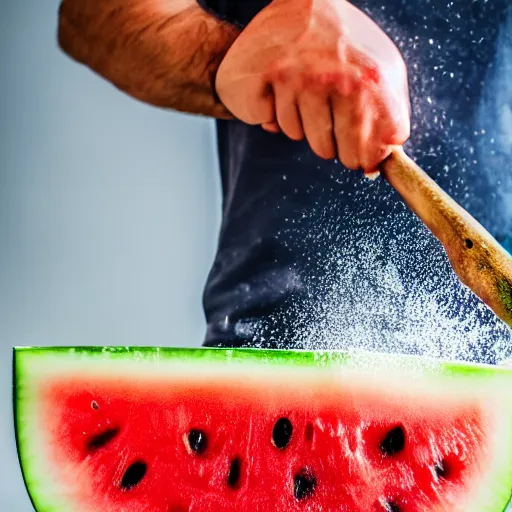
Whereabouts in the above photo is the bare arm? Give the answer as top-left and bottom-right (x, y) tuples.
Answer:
(58, 0), (240, 118)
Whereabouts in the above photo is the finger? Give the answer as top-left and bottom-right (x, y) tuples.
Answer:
(273, 81), (304, 141)
(345, 42), (410, 148)
(379, 98), (410, 146)
(262, 122), (281, 133)
(357, 93), (374, 171)
(369, 93), (410, 148)
(370, 74), (411, 146)
(363, 124), (393, 174)
(331, 93), (362, 170)
(357, 93), (390, 173)
(297, 93), (336, 160)
(387, 105), (411, 146)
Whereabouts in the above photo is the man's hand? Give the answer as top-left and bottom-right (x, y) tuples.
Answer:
(215, 0), (411, 174)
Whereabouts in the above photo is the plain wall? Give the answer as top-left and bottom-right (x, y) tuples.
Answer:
(1, 1), (221, 508)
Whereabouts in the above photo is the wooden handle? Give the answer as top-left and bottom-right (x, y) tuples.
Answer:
(379, 147), (512, 328)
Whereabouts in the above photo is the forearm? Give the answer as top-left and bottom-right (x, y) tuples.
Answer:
(58, 0), (240, 118)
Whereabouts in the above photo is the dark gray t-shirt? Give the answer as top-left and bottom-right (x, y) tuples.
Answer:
(198, 0), (512, 362)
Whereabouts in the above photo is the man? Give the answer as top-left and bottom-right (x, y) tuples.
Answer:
(58, 0), (511, 360)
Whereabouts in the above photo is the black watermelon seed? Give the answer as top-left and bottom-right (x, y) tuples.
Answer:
(383, 500), (401, 512)
(188, 429), (208, 455)
(465, 238), (474, 249)
(434, 460), (448, 479)
(120, 461), (147, 490)
(227, 457), (241, 488)
(86, 427), (120, 452)
(294, 468), (317, 501)
(379, 426), (406, 457)
(91, 400), (99, 410)
(272, 418), (293, 449)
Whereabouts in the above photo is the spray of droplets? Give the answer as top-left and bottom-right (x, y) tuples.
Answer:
(242, 186), (512, 364)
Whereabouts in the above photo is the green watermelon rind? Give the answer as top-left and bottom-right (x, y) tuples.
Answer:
(13, 346), (512, 512)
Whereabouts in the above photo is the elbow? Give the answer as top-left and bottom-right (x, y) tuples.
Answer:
(57, 1), (71, 55)
(57, 0), (86, 63)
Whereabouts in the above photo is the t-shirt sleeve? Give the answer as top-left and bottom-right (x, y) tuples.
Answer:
(196, 0), (272, 28)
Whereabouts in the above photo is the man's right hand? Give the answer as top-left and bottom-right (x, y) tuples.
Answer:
(215, 0), (411, 175)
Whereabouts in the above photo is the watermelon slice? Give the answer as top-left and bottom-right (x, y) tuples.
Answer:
(13, 346), (512, 512)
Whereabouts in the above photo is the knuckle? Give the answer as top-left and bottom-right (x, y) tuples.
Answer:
(305, 70), (343, 92)
(266, 61), (288, 83)
(269, 58), (299, 85)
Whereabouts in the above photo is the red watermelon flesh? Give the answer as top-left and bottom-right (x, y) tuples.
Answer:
(13, 347), (512, 512)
